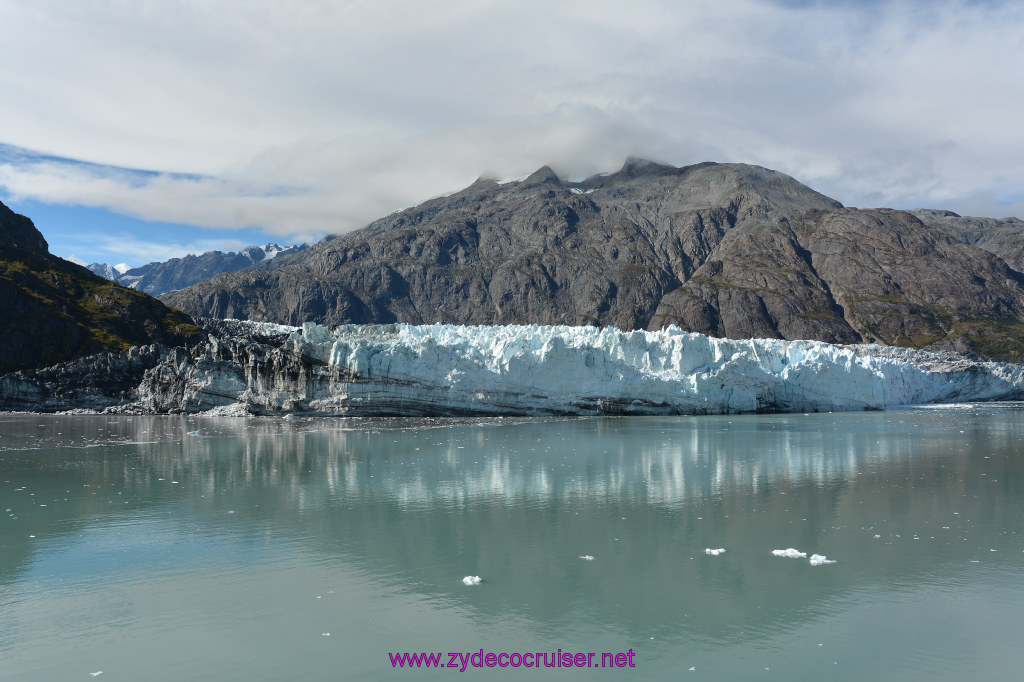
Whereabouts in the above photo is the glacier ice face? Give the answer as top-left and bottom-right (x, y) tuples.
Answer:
(188, 320), (1022, 417)
(3, 319), (1023, 415)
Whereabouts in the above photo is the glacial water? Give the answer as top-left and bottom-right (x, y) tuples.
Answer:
(1, 406), (1022, 681)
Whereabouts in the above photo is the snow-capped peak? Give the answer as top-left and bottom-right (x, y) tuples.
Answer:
(241, 243), (290, 263)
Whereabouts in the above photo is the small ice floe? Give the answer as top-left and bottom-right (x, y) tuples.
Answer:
(90, 673), (103, 678)
(579, 555), (595, 561)
(462, 576), (482, 586)
(322, 632), (331, 637)
(705, 548), (726, 556)
(809, 554), (837, 566)
(772, 548), (807, 558)
(283, 413), (296, 421)
(186, 430), (201, 436)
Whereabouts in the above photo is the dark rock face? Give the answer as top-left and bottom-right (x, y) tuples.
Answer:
(163, 161), (841, 328)
(89, 243), (307, 295)
(0, 201), (49, 253)
(0, 344), (170, 412)
(161, 160), (1024, 362)
(0, 200), (205, 373)
(654, 208), (1024, 359)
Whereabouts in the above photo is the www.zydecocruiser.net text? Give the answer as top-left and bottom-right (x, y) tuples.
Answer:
(389, 649), (637, 671)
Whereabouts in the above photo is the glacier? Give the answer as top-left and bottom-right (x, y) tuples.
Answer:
(141, 320), (1024, 416)
(2, 320), (1023, 415)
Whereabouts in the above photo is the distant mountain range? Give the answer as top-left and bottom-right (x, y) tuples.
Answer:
(161, 159), (1024, 362)
(85, 243), (307, 295)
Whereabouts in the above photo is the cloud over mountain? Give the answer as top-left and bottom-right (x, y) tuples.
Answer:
(1, 0), (1022, 249)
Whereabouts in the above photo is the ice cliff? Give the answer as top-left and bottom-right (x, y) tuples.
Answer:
(3, 320), (1022, 415)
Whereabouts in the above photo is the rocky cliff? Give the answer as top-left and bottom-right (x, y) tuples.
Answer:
(161, 160), (1024, 362)
(0, 200), (204, 372)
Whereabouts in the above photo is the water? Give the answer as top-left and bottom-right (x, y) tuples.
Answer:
(1, 406), (1022, 680)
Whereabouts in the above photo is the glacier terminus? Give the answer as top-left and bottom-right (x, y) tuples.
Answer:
(3, 320), (1022, 415)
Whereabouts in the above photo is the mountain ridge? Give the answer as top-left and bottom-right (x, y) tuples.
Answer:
(86, 242), (307, 295)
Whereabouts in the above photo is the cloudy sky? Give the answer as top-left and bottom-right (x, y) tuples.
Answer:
(1, 0), (1022, 267)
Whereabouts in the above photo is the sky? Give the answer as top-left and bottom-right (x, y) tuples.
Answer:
(1, 0), (1022, 268)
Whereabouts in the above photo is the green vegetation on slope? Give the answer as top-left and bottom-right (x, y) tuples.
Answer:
(0, 250), (203, 373)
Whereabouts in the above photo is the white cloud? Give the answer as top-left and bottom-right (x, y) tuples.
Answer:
(1, 0), (1022, 249)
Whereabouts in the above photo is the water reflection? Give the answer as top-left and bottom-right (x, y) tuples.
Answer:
(1, 407), (1023, 680)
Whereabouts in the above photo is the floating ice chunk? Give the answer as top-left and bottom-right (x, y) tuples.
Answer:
(705, 548), (726, 556)
(809, 554), (837, 566)
(579, 555), (595, 561)
(186, 430), (200, 436)
(772, 548), (806, 558)
(284, 413), (296, 421)
(90, 673), (103, 678)
(462, 575), (482, 585)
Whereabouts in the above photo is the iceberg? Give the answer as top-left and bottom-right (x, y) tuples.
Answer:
(772, 548), (807, 558)
(462, 576), (482, 586)
(809, 554), (837, 566)
(704, 548), (726, 556)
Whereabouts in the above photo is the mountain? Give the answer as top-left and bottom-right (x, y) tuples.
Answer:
(0, 200), (203, 373)
(85, 261), (130, 281)
(87, 243), (307, 295)
(161, 159), (1024, 362)
(910, 209), (1024, 273)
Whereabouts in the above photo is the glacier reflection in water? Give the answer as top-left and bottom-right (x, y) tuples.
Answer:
(1, 406), (1023, 681)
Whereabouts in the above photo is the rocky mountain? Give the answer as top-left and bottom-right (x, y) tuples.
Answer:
(910, 209), (1024, 273)
(0, 200), (204, 373)
(87, 242), (306, 295)
(85, 261), (131, 281)
(161, 159), (1024, 362)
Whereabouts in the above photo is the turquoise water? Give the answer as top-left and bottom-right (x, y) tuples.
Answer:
(1, 407), (1022, 680)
